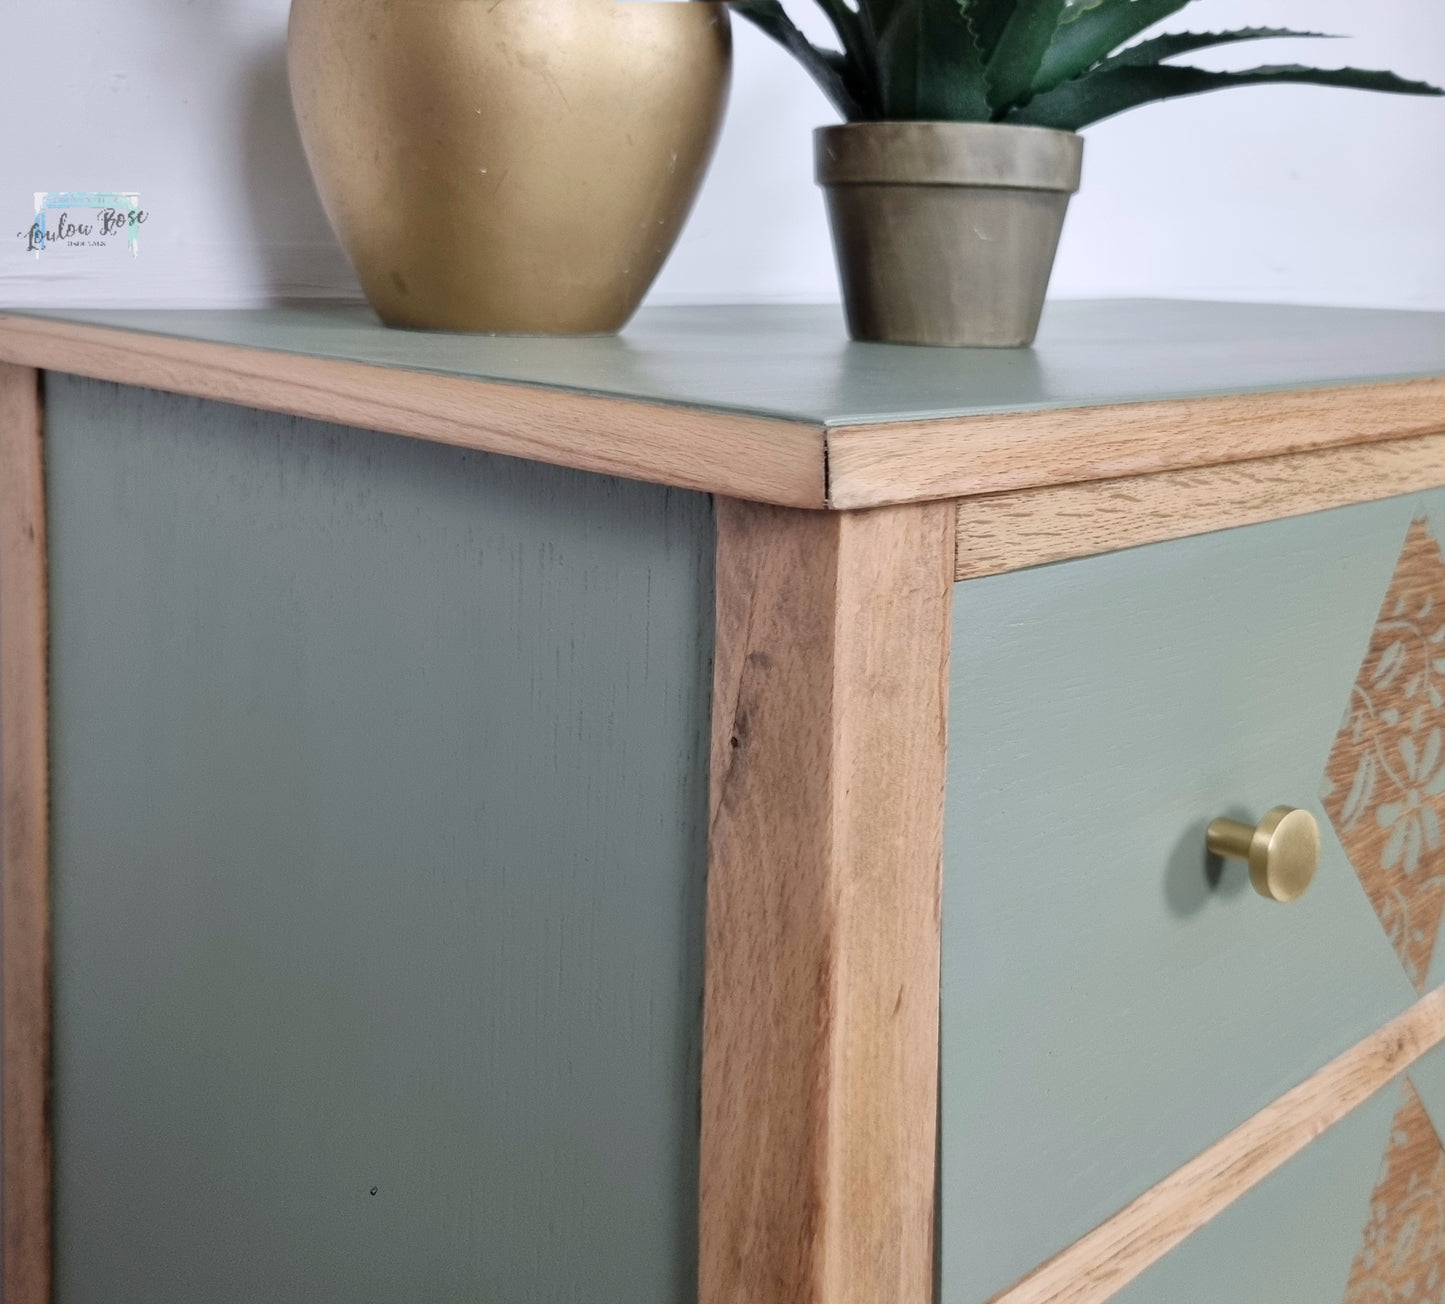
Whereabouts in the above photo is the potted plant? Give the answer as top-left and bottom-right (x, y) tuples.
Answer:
(733, 0), (1443, 346)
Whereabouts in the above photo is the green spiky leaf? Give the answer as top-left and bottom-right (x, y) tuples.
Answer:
(854, 0), (906, 49)
(813, 0), (874, 96)
(731, 0), (1444, 131)
(851, 0), (899, 109)
(962, 0), (1025, 61)
(1094, 27), (1336, 73)
(1032, 0), (1193, 93)
(730, 1), (867, 119)
(1012, 60), (1445, 131)
(876, 0), (990, 120)
(985, 0), (1073, 112)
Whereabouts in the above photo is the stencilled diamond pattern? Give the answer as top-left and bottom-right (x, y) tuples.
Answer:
(1343, 1081), (1445, 1304)
(1323, 518), (1445, 993)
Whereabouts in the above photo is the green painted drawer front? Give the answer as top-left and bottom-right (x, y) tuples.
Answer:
(941, 494), (1445, 1304)
(1107, 1064), (1439, 1304)
(44, 376), (714, 1302)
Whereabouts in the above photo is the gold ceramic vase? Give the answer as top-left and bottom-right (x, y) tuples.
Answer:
(287, 0), (731, 334)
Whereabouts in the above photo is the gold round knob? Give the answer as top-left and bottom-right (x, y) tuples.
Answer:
(1205, 807), (1321, 903)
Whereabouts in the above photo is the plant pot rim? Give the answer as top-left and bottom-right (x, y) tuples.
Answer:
(815, 120), (1083, 191)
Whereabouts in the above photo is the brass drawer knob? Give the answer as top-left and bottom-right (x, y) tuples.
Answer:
(1206, 807), (1321, 904)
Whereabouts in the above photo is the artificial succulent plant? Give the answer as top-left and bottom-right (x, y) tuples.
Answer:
(731, 0), (1443, 129)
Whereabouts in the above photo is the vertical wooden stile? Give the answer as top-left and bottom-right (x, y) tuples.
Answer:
(700, 498), (954, 1304)
(0, 363), (50, 1304)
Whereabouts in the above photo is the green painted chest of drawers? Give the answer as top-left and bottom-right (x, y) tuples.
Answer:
(4, 301), (1445, 1304)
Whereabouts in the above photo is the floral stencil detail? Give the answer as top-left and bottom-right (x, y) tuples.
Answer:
(1324, 519), (1445, 991)
(1343, 1081), (1445, 1304)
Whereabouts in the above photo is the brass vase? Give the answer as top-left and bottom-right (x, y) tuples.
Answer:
(287, 0), (731, 334)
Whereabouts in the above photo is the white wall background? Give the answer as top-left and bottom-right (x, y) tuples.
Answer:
(2, 0), (1443, 311)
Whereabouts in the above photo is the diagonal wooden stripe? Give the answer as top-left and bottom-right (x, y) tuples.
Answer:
(987, 986), (1445, 1304)
(0, 363), (51, 1304)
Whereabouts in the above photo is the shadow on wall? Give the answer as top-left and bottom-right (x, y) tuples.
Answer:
(240, 35), (362, 301)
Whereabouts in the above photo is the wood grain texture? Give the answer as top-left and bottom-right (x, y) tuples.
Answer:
(700, 499), (953, 1304)
(989, 986), (1445, 1304)
(6, 312), (1445, 518)
(833, 377), (1445, 511)
(954, 431), (1445, 579)
(1342, 1079), (1445, 1303)
(0, 313), (825, 509)
(0, 363), (50, 1304)
(1323, 516), (1445, 994)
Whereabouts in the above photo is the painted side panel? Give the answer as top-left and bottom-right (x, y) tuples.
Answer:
(43, 376), (714, 1303)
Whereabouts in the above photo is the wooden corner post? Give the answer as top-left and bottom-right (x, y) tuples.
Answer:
(700, 497), (954, 1304)
(0, 363), (50, 1304)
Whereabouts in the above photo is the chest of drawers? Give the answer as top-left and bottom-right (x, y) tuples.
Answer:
(4, 301), (1445, 1304)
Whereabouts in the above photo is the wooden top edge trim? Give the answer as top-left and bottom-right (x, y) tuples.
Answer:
(987, 986), (1445, 1304)
(818, 370), (1445, 432)
(0, 314), (827, 509)
(9, 311), (1445, 512)
(953, 429), (1445, 581)
(827, 376), (1445, 510)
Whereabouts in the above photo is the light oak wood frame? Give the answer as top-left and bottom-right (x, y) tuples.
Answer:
(6, 343), (1445, 1304)
(828, 377), (1445, 510)
(694, 495), (1445, 1304)
(954, 430), (1445, 580)
(5, 313), (1445, 518)
(0, 315), (826, 509)
(700, 498), (955, 1304)
(0, 363), (50, 1304)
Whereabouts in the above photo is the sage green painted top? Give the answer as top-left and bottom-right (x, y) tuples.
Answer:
(45, 376), (714, 1303)
(10, 299), (1445, 425)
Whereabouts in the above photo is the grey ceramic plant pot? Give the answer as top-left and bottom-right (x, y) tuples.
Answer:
(816, 121), (1084, 347)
